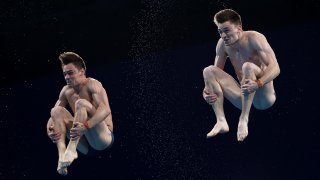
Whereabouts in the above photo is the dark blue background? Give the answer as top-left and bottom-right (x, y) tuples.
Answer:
(1, 0), (319, 179)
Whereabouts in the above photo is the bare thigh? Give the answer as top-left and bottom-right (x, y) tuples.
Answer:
(86, 119), (113, 150)
(76, 99), (113, 150)
(253, 81), (276, 110)
(51, 106), (74, 129)
(57, 107), (90, 154)
(204, 65), (242, 109)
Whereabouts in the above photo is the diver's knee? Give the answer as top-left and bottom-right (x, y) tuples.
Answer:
(50, 106), (66, 118)
(75, 99), (88, 111)
(241, 62), (256, 74)
(203, 65), (220, 78)
(242, 62), (255, 70)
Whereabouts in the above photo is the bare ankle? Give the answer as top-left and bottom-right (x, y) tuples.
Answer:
(239, 116), (248, 123)
(216, 117), (227, 123)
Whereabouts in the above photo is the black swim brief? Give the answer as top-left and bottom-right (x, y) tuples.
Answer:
(86, 132), (114, 157)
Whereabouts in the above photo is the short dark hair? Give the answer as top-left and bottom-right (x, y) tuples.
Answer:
(59, 52), (86, 71)
(214, 9), (242, 26)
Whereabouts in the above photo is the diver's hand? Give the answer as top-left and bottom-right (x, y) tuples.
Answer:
(69, 122), (88, 140)
(48, 125), (61, 143)
(203, 89), (217, 105)
(241, 79), (259, 95)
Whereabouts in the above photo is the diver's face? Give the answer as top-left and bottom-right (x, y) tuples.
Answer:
(217, 21), (242, 46)
(62, 63), (84, 86)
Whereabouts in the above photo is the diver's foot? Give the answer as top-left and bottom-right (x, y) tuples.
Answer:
(206, 121), (229, 138)
(237, 121), (249, 141)
(61, 150), (78, 168)
(57, 161), (68, 176)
